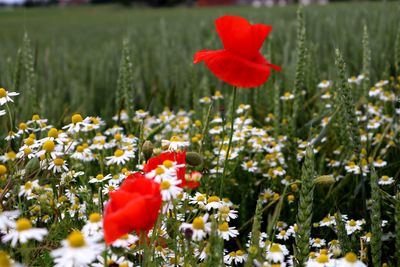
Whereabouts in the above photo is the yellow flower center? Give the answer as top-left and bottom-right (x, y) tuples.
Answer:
(163, 160), (173, 168)
(246, 161), (253, 168)
(43, 140), (55, 153)
(89, 213), (101, 223)
(114, 149), (124, 157)
(218, 222), (229, 232)
(54, 158), (64, 166)
(207, 196), (220, 203)
(76, 146), (84, 153)
(114, 133), (122, 141)
(196, 194), (205, 202)
(0, 251), (11, 267)
(0, 88), (7, 98)
(48, 128), (59, 138)
(19, 122), (28, 130)
(344, 252), (358, 263)
(314, 238), (321, 244)
(160, 180), (171, 190)
(108, 185), (115, 191)
(32, 114), (40, 121)
(0, 165), (7, 175)
(71, 114), (83, 124)
(382, 176), (389, 181)
(16, 218), (32, 231)
(24, 182), (33, 190)
(349, 219), (357, 227)
(316, 254), (329, 263)
(23, 148), (32, 155)
(219, 206), (230, 214)
(25, 137), (35, 146)
(6, 151), (16, 160)
(236, 250), (244, 256)
(269, 244), (281, 253)
(67, 231), (86, 248)
(96, 174), (104, 180)
(155, 167), (164, 175)
(192, 217), (205, 230)
(287, 195), (295, 202)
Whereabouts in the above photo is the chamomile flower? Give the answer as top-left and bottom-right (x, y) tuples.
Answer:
(51, 230), (103, 267)
(180, 214), (211, 241)
(110, 233), (139, 248)
(276, 230), (290, 240)
(345, 219), (363, 235)
(205, 195), (223, 210)
(224, 250), (247, 265)
(378, 175), (394, 185)
(310, 237), (326, 248)
(266, 243), (285, 263)
(89, 173), (112, 184)
(48, 157), (69, 173)
(318, 80), (332, 89)
(0, 210), (19, 231)
(106, 149), (135, 166)
(216, 205), (238, 222)
(189, 192), (207, 208)
(2, 218), (48, 247)
(344, 162), (360, 174)
(62, 114), (91, 134)
(18, 180), (40, 200)
(0, 88), (19, 106)
(160, 177), (182, 201)
(217, 222), (238, 241)
(337, 252), (366, 267)
(81, 213), (103, 240)
(280, 91), (295, 101)
(373, 159), (387, 168)
(242, 160), (259, 172)
(161, 136), (189, 151)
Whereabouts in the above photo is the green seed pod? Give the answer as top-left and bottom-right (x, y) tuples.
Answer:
(142, 140), (154, 161)
(186, 151), (203, 166)
(25, 157), (40, 178)
(314, 175), (336, 185)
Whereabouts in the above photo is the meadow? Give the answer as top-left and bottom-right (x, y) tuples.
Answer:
(0, 2), (399, 266)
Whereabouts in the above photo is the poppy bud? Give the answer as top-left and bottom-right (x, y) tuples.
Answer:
(186, 152), (203, 167)
(314, 175), (335, 185)
(25, 157), (40, 178)
(142, 140), (154, 161)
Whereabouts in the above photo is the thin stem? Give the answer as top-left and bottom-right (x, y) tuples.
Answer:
(219, 86), (237, 197)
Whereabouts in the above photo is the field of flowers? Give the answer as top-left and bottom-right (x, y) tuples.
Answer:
(0, 2), (400, 267)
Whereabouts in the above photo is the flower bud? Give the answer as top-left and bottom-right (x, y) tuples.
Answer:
(142, 140), (154, 161)
(314, 175), (335, 185)
(186, 152), (203, 167)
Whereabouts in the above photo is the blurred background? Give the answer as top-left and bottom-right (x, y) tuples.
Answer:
(0, 0), (399, 125)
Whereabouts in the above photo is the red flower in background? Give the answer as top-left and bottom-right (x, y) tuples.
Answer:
(103, 173), (162, 244)
(194, 15), (281, 88)
(143, 151), (200, 189)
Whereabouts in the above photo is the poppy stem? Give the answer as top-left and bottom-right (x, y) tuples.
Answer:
(220, 86), (237, 197)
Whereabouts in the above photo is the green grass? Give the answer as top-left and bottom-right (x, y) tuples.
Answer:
(0, 2), (399, 123)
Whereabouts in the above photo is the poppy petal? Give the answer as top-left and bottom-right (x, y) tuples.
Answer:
(194, 49), (272, 88)
(215, 16), (271, 61)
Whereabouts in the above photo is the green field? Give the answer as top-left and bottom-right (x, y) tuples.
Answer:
(0, 3), (399, 122)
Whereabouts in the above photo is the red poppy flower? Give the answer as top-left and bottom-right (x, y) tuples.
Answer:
(143, 151), (201, 189)
(194, 15), (281, 88)
(103, 173), (162, 244)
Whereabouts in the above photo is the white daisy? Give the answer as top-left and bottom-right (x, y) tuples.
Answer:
(2, 218), (48, 247)
(180, 214), (211, 241)
(345, 219), (363, 235)
(106, 149), (135, 166)
(337, 252), (366, 267)
(0, 210), (19, 231)
(378, 175), (394, 185)
(160, 177), (183, 201)
(0, 88), (19, 106)
(217, 222), (238, 241)
(89, 174), (112, 184)
(51, 230), (103, 267)
(266, 243), (285, 263)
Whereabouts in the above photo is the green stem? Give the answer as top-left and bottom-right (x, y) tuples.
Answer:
(219, 86), (237, 197)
